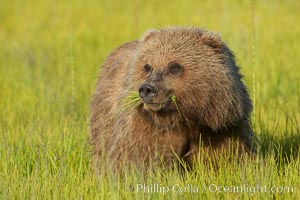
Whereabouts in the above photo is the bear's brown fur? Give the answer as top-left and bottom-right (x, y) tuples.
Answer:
(90, 27), (254, 171)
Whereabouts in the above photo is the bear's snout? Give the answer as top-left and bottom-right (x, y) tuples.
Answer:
(138, 83), (157, 101)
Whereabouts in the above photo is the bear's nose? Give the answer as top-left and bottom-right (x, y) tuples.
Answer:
(138, 83), (157, 100)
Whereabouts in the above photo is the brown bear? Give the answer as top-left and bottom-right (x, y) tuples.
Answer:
(90, 27), (254, 171)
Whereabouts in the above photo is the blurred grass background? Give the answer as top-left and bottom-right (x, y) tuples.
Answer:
(0, 0), (299, 199)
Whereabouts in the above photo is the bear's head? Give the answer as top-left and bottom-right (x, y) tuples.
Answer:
(130, 27), (251, 131)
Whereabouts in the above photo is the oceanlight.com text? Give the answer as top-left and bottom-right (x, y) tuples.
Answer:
(207, 184), (294, 195)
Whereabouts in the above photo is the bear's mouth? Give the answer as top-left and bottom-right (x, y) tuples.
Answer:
(142, 99), (172, 112)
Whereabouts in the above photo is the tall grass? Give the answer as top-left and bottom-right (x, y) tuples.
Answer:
(0, 0), (299, 199)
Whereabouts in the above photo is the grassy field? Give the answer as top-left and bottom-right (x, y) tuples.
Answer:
(0, 0), (299, 199)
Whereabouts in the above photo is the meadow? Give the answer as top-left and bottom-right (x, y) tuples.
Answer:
(0, 0), (299, 199)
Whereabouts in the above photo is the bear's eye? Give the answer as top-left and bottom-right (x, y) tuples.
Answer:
(144, 64), (152, 73)
(169, 62), (182, 75)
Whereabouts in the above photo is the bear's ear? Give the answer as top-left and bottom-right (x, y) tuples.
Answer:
(141, 29), (158, 42)
(201, 31), (223, 48)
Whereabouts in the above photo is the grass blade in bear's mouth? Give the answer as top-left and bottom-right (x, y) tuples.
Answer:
(121, 91), (141, 112)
